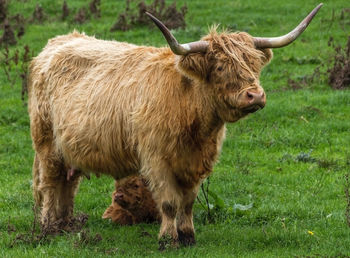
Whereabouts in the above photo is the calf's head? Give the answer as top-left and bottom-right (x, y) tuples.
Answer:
(146, 4), (322, 122)
(113, 176), (150, 210)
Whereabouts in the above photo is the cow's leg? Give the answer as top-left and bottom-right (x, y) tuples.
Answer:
(32, 153), (43, 209)
(56, 169), (82, 222)
(38, 154), (82, 230)
(37, 147), (64, 228)
(150, 175), (182, 250)
(30, 110), (61, 227)
(176, 184), (200, 246)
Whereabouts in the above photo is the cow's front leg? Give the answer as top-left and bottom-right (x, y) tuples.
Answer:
(177, 184), (200, 246)
(150, 174), (181, 250)
(159, 200), (179, 250)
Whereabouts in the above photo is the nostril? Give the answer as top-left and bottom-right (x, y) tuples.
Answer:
(247, 91), (254, 100)
(115, 193), (124, 199)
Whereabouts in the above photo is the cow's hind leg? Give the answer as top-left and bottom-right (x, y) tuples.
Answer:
(30, 108), (63, 228)
(32, 153), (43, 209)
(38, 155), (82, 232)
(56, 169), (82, 223)
(37, 150), (65, 229)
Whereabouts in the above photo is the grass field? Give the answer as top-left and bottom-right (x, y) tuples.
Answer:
(1, 0), (350, 257)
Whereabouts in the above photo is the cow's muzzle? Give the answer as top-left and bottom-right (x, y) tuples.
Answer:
(114, 192), (128, 207)
(241, 89), (266, 113)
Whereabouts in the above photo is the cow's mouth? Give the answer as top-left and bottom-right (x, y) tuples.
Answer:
(223, 99), (263, 115)
(115, 198), (128, 208)
(242, 104), (263, 114)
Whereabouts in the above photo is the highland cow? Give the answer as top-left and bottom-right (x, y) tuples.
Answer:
(28, 5), (322, 249)
(102, 175), (160, 225)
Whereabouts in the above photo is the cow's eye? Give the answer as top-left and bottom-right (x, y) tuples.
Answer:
(217, 66), (223, 71)
(134, 184), (139, 189)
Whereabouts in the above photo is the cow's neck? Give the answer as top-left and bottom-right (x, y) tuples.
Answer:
(180, 75), (225, 144)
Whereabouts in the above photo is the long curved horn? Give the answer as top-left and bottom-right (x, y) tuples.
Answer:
(254, 3), (323, 48)
(146, 12), (208, 55)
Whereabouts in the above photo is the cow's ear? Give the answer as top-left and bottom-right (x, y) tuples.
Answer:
(177, 54), (210, 81)
(260, 48), (273, 66)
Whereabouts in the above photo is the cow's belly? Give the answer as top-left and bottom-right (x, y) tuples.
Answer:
(53, 117), (140, 178)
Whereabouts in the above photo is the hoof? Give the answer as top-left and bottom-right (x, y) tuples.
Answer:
(40, 214), (88, 235)
(178, 230), (196, 246)
(158, 235), (179, 251)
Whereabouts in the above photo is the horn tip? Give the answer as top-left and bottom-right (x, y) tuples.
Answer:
(314, 3), (323, 13)
(145, 11), (158, 22)
(316, 3), (323, 10)
(145, 12), (153, 18)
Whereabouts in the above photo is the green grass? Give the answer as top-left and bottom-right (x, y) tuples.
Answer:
(1, 0), (350, 257)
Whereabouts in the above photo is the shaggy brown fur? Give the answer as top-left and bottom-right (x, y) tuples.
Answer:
(28, 28), (272, 248)
(102, 175), (160, 225)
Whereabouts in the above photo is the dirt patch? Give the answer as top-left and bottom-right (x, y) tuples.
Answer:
(111, 0), (187, 32)
(8, 207), (90, 248)
(41, 213), (89, 235)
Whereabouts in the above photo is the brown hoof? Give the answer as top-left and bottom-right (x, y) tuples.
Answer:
(178, 230), (196, 246)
